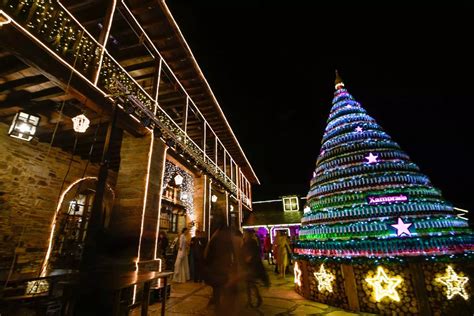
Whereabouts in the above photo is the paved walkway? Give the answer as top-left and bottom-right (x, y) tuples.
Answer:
(133, 263), (375, 315)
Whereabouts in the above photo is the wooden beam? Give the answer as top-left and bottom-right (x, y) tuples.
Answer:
(0, 75), (48, 93)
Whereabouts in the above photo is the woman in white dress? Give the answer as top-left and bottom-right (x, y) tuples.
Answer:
(173, 227), (190, 283)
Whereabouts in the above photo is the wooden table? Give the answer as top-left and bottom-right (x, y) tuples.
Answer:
(99, 271), (173, 316)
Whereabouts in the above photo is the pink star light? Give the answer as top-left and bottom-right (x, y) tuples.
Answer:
(391, 218), (413, 237)
(365, 152), (379, 163)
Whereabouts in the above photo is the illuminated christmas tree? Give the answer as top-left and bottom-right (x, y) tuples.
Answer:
(294, 72), (473, 315)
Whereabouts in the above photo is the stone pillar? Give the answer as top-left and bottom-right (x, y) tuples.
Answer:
(108, 131), (167, 265)
(210, 185), (227, 235)
(193, 174), (210, 236)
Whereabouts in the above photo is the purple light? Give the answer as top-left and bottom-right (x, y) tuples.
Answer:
(368, 194), (408, 205)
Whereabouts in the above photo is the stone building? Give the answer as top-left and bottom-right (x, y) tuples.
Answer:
(0, 0), (258, 298)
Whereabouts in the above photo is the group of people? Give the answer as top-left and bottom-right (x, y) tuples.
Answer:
(168, 217), (271, 313)
(168, 228), (207, 283)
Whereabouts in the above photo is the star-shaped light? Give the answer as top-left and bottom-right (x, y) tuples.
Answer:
(436, 266), (469, 300)
(294, 261), (302, 287)
(391, 218), (413, 237)
(365, 152), (379, 163)
(314, 264), (335, 292)
(366, 266), (403, 302)
(355, 126), (363, 133)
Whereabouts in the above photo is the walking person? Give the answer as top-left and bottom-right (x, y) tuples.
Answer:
(277, 232), (290, 278)
(203, 217), (235, 313)
(242, 230), (270, 308)
(263, 234), (271, 264)
(173, 227), (190, 283)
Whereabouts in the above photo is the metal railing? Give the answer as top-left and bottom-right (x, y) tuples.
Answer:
(1, 0), (251, 198)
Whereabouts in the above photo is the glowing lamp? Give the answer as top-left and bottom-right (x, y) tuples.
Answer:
(174, 174), (184, 186)
(211, 195), (218, 203)
(230, 205), (234, 212)
(8, 111), (40, 141)
(72, 114), (90, 133)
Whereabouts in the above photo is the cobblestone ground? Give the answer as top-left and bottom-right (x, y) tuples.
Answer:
(132, 262), (376, 315)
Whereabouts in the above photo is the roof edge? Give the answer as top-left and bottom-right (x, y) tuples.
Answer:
(159, 0), (260, 185)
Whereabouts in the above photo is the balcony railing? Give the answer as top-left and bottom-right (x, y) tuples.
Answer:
(1, 0), (250, 198)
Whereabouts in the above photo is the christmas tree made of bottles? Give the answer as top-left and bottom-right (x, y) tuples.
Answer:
(295, 72), (473, 260)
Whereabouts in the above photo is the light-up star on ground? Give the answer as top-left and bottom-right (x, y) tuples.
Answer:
(436, 265), (469, 300)
(391, 217), (413, 237)
(355, 126), (363, 133)
(294, 261), (302, 287)
(365, 152), (379, 163)
(366, 266), (403, 302)
(314, 264), (335, 292)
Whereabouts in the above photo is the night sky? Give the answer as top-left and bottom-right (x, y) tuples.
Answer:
(167, 2), (473, 216)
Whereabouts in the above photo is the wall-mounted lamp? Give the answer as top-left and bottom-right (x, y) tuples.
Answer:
(8, 111), (40, 141)
(211, 195), (218, 203)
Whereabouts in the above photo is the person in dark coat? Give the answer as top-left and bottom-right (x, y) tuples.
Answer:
(203, 217), (235, 312)
(242, 230), (270, 307)
(157, 231), (168, 258)
(190, 230), (206, 282)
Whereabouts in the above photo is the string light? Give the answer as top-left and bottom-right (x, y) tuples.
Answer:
(365, 266), (402, 302)
(314, 264), (335, 292)
(436, 265), (469, 300)
(294, 261), (302, 287)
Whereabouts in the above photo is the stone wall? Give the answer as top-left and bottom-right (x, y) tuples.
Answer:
(0, 122), (105, 278)
(295, 258), (474, 316)
(108, 131), (167, 263)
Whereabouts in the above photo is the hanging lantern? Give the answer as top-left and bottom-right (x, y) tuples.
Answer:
(72, 114), (90, 133)
(211, 195), (218, 203)
(8, 111), (40, 141)
(174, 174), (184, 186)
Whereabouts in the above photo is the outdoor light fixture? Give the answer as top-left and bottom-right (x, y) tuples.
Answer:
(72, 114), (90, 133)
(174, 174), (184, 186)
(230, 205), (234, 212)
(211, 195), (218, 203)
(8, 111), (40, 141)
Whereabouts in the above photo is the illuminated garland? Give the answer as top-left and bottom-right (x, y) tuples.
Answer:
(299, 217), (468, 240)
(295, 234), (474, 258)
(302, 202), (453, 224)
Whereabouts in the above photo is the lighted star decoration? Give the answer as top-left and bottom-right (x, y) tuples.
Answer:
(365, 152), (379, 163)
(294, 261), (302, 287)
(355, 126), (363, 133)
(314, 264), (335, 292)
(365, 266), (403, 302)
(436, 265), (469, 300)
(391, 218), (413, 237)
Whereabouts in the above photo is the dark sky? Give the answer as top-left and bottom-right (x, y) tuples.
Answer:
(167, 1), (473, 215)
